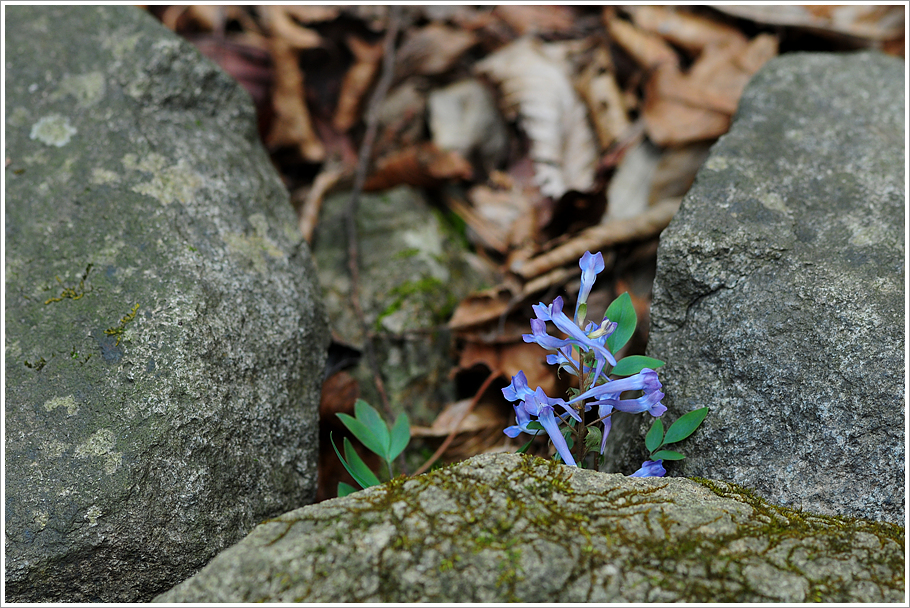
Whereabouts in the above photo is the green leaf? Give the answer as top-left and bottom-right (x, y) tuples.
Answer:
(584, 426), (603, 453)
(343, 436), (382, 487)
(663, 407), (709, 445)
(337, 482), (358, 497)
(354, 399), (391, 457)
(605, 292), (636, 353)
(650, 450), (685, 461)
(516, 437), (535, 454)
(526, 421), (545, 432)
(611, 355), (665, 376)
(645, 417), (664, 453)
(329, 432), (375, 490)
(388, 413), (410, 461)
(336, 413), (386, 459)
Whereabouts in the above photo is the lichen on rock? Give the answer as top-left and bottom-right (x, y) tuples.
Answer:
(154, 453), (905, 603)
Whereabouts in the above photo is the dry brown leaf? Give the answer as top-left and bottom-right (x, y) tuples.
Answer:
(447, 194), (511, 254)
(475, 37), (598, 200)
(604, 139), (662, 222)
(277, 6), (341, 24)
(513, 198), (681, 279)
(713, 5), (904, 43)
(428, 79), (509, 173)
(363, 143), (473, 192)
(625, 5), (748, 55)
(448, 286), (515, 331)
(493, 5), (578, 36)
(575, 46), (632, 151)
(332, 35), (385, 132)
(410, 400), (504, 437)
(648, 141), (713, 205)
(605, 15), (679, 71)
(265, 37), (325, 162)
(642, 66), (731, 147)
(457, 341), (559, 398)
(262, 6), (323, 50)
(395, 24), (478, 78)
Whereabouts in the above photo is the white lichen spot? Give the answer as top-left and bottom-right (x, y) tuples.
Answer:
(57, 72), (106, 108)
(91, 168), (120, 185)
(33, 510), (50, 531)
(130, 156), (201, 206)
(74, 428), (122, 475)
(704, 156), (729, 171)
(44, 394), (79, 416)
(759, 192), (789, 215)
(30, 115), (77, 147)
(85, 505), (102, 527)
(223, 216), (286, 273)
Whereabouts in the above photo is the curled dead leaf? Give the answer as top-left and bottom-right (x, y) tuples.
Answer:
(575, 46), (632, 151)
(475, 37), (598, 200)
(605, 15), (679, 71)
(265, 37), (325, 162)
(396, 24), (478, 78)
(333, 35), (385, 132)
(625, 5), (748, 55)
(363, 143), (473, 192)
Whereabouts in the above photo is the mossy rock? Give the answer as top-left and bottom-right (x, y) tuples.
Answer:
(155, 453), (904, 603)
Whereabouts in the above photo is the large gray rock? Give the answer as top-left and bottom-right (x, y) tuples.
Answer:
(603, 52), (904, 524)
(154, 453), (905, 603)
(5, 5), (329, 602)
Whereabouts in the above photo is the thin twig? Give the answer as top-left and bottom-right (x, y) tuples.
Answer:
(510, 197), (681, 279)
(344, 7), (403, 429)
(413, 370), (501, 476)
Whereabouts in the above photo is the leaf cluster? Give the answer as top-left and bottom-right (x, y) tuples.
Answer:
(330, 399), (410, 497)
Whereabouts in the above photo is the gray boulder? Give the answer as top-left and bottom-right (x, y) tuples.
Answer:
(154, 453), (905, 603)
(5, 5), (328, 602)
(603, 52), (904, 524)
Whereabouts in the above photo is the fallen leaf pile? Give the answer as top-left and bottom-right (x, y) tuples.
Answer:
(148, 5), (905, 498)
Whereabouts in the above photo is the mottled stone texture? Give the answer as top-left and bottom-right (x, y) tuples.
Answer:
(155, 453), (904, 603)
(312, 186), (492, 425)
(602, 52), (904, 524)
(5, 5), (328, 602)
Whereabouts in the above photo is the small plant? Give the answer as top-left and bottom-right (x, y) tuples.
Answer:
(330, 399), (410, 497)
(502, 251), (708, 476)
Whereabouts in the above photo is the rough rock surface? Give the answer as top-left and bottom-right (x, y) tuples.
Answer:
(602, 52), (904, 524)
(312, 186), (491, 424)
(5, 5), (329, 602)
(154, 453), (905, 603)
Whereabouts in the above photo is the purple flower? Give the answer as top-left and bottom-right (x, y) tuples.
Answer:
(575, 251), (605, 323)
(567, 368), (662, 405)
(629, 460), (666, 477)
(611, 389), (667, 417)
(502, 370), (536, 403)
(502, 376), (580, 467)
(526, 297), (617, 376)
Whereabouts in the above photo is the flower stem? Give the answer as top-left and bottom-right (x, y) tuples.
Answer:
(576, 347), (586, 466)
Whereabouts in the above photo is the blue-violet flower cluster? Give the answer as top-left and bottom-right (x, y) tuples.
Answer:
(502, 251), (667, 476)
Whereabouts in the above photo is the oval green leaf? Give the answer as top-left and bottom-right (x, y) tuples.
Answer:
(336, 413), (386, 459)
(650, 449), (685, 461)
(329, 432), (374, 490)
(645, 417), (664, 453)
(611, 355), (665, 377)
(337, 481), (358, 497)
(605, 292), (636, 353)
(662, 407), (709, 445)
(354, 399), (391, 457)
(388, 412), (411, 461)
(343, 436), (381, 487)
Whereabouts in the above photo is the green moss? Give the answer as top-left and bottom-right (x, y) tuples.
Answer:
(104, 303), (140, 345)
(44, 263), (93, 304)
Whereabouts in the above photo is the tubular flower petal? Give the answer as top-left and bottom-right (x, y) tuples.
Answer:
(611, 390), (666, 417)
(502, 371), (536, 403)
(567, 368), (661, 405)
(597, 402), (614, 454)
(630, 460), (666, 477)
(575, 251), (605, 323)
